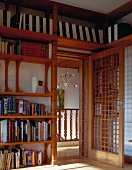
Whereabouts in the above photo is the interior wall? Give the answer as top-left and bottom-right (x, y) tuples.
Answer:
(57, 67), (79, 108)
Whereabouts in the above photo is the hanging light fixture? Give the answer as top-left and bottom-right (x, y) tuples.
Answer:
(57, 60), (79, 89)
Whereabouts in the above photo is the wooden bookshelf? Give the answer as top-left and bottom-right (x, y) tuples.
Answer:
(0, 141), (53, 146)
(0, 92), (53, 97)
(0, 115), (59, 119)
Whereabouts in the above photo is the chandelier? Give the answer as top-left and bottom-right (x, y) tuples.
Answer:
(57, 61), (79, 89)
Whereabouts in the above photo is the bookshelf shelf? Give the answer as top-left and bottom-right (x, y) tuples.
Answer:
(107, 34), (132, 48)
(0, 92), (53, 97)
(58, 36), (107, 52)
(0, 26), (57, 42)
(0, 115), (59, 119)
(0, 140), (53, 146)
(0, 53), (53, 64)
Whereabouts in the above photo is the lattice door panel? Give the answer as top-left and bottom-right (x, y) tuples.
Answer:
(93, 54), (120, 154)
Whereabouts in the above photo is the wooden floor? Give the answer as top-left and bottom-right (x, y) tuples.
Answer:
(20, 146), (132, 170)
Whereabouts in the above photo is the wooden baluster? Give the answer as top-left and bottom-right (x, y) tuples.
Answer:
(70, 109), (72, 140)
(57, 110), (61, 141)
(5, 58), (11, 92)
(64, 109), (67, 141)
(16, 59), (22, 92)
(75, 109), (79, 140)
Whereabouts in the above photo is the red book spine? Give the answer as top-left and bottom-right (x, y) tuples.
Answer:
(8, 119), (12, 142)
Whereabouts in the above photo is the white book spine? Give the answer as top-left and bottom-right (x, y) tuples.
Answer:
(65, 22), (70, 38)
(19, 13), (23, 29)
(50, 18), (53, 35)
(114, 24), (118, 41)
(85, 27), (90, 41)
(79, 25), (84, 40)
(43, 17), (46, 34)
(23, 14), (26, 30)
(49, 43), (52, 59)
(108, 26), (111, 43)
(98, 29), (103, 43)
(59, 21), (63, 36)
(36, 16), (40, 32)
(29, 14), (33, 31)
(7, 11), (11, 27)
(0, 10), (3, 26)
(72, 24), (77, 39)
(92, 28), (97, 42)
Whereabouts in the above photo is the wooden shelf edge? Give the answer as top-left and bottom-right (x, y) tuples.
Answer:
(0, 26), (56, 42)
(0, 91), (53, 97)
(0, 140), (53, 146)
(106, 34), (132, 48)
(0, 115), (59, 119)
(57, 36), (107, 51)
(0, 52), (53, 64)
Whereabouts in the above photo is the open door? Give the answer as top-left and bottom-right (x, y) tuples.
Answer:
(88, 46), (124, 167)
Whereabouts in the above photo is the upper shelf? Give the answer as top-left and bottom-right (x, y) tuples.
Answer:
(0, 26), (107, 52)
(0, 26), (56, 42)
(57, 37), (107, 52)
(107, 34), (132, 48)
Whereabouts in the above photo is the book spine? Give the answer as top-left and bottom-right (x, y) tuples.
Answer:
(36, 16), (40, 32)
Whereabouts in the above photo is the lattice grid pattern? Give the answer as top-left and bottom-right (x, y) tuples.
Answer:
(93, 54), (119, 154)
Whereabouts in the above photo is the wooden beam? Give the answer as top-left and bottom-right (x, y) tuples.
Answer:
(107, 1), (132, 21)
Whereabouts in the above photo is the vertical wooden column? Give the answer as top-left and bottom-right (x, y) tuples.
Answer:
(51, 40), (57, 165)
(5, 58), (11, 92)
(79, 58), (88, 157)
(45, 63), (51, 93)
(16, 59), (22, 92)
(52, 3), (58, 35)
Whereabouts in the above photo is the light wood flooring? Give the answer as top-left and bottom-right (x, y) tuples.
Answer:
(20, 146), (132, 170)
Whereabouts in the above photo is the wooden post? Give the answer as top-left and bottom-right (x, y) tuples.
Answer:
(52, 3), (58, 35)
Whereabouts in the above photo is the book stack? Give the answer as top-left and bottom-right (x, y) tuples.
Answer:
(0, 97), (46, 116)
(108, 23), (132, 43)
(0, 9), (11, 27)
(11, 13), (53, 34)
(57, 20), (104, 43)
(0, 147), (44, 169)
(21, 41), (48, 58)
(0, 119), (51, 143)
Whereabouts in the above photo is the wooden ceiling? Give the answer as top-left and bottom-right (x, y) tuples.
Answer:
(57, 58), (80, 69)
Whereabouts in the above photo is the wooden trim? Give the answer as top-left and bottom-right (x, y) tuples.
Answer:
(0, 115), (60, 119)
(0, 26), (56, 42)
(107, 1), (132, 21)
(0, 53), (53, 64)
(0, 140), (53, 146)
(119, 46), (125, 167)
(58, 37), (107, 51)
(107, 35), (132, 48)
(0, 91), (53, 97)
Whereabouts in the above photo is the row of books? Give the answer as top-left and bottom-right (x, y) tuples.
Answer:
(0, 9), (103, 43)
(11, 13), (53, 34)
(0, 37), (51, 58)
(107, 23), (132, 43)
(0, 147), (44, 169)
(0, 97), (45, 116)
(0, 119), (51, 143)
(0, 9), (11, 27)
(57, 21), (104, 43)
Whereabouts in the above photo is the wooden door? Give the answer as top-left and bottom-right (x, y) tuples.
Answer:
(88, 46), (124, 167)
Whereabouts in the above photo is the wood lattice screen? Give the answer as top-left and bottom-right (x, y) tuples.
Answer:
(93, 54), (119, 154)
